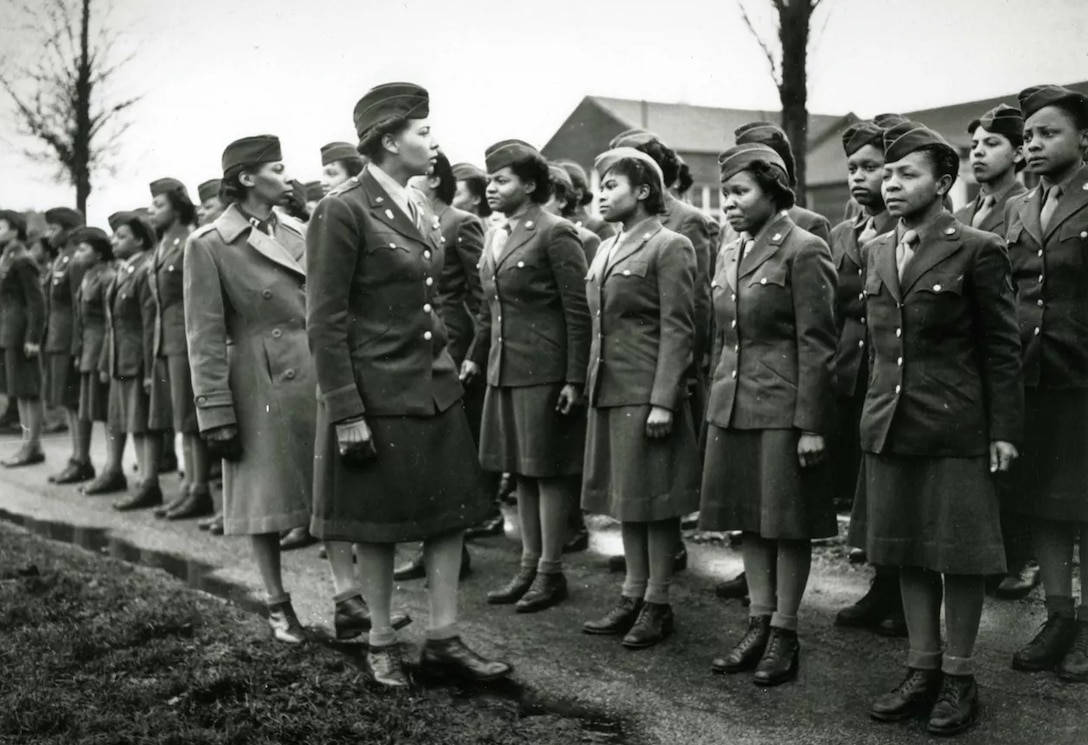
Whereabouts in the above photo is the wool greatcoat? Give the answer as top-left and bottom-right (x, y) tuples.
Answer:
(307, 167), (491, 544)
(184, 205), (313, 536)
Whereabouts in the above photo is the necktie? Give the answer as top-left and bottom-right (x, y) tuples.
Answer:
(857, 217), (878, 244)
(971, 194), (995, 228)
(896, 229), (918, 280)
(406, 198), (425, 234)
(1040, 185), (1063, 232)
(490, 222), (512, 261)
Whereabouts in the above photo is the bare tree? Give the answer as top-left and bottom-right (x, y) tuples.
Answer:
(735, 0), (830, 203)
(0, 0), (141, 213)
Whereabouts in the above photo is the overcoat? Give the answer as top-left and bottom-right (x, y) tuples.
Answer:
(0, 241), (45, 350)
(467, 204), (590, 388)
(184, 205), (313, 535)
(434, 202), (484, 367)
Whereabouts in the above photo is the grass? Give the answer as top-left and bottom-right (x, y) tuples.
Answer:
(0, 523), (623, 745)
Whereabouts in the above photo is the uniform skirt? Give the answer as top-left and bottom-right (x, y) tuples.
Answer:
(830, 389), (866, 508)
(78, 372), (109, 423)
(853, 453), (1005, 575)
(581, 403), (701, 522)
(44, 352), (79, 409)
(1006, 388), (1088, 522)
(479, 383), (585, 478)
(147, 356), (173, 431)
(699, 427), (836, 540)
(107, 377), (151, 434)
(311, 400), (493, 544)
(3, 346), (41, 399)
(167, 354), (198, 433)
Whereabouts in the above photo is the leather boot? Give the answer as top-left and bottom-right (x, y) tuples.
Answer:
(583, 596), (644, 636)
(753, 627), (800, 686)
(926, 674), (979, 736)
(2, 444), (45, 468)
(465, 513), (505, 540)
(870, 667), (942, 722)
(1012, 613), (1078, 671)
(487, 567), (536, 604)
(113, 483), (163, 511)
(515, 572), (568, 613)
(82, 470), (127, 495)
(368, 643), (410, 688)
(53, 459), (95, 485)
(166, 487), (215, 521)
(622, 602), (674, 649)
(712, 615), (771, 673)
(836, 572), (896, 628)
(393, 550), (426, 581)
(208, 515), (224, 535)
(278, 525), (316, 550)
(334, 595), (411, 640)
(267, 600), (306, 644)
(198, 511), (223, 531)
(420, 636), (512, 682)
(153, 490), (189, 518)
(1057, 621), (1088, 683)
(995, 560), (1041, 600)
(715, 572), (749, 601)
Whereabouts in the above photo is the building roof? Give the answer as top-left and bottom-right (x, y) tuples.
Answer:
(906, 80), (1088, 150)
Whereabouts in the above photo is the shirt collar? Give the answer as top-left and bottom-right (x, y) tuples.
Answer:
(978, 178), (1019, 203)
(368, 162), (416, 218)
(1041, 162), (1086, 193)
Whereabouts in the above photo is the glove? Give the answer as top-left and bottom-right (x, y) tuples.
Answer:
(336, 416), (377, 468)
(204, 424), (243, 462)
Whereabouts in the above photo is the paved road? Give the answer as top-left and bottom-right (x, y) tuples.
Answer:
(0, 429), (1084, 744)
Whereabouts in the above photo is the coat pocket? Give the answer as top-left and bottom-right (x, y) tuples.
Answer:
(915, 274), (965, 296)
(261, 326), (311, 387)
(612, 260), (649, 279)
(747, 264), (787, 288)
(367, 231), (412, 253)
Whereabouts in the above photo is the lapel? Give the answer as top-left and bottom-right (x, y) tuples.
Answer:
(720, 238), (740, 293)
(495, 204), (543, 270)
(1017, 186), (1045, 247)
(980, 182), (1027, 234)
(899, 213), (963, 294)
(1043, 166), (1088, 241)
(155, 224), (188, 269)
(215, 205), (305, 279)
(604, 219), (662, 279)
(360, 168), (438, 250)
(738, 212), (792, 280)
(587, 235), (613, 283)
(871, 232), (901, 302)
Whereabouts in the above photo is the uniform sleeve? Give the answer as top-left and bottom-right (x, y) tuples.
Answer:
(17, 257), (45, 346)
(306, 197), (366, 422)
(466, 230), (493, 370)
(791, 238), (838, 434)
(809, 214), (832, 246)
(972, 236), (1024, 444)
(682, 211), (713, 373)
(546, 221), (591, 385)
(138, 263), (156, 380)
(68, 261), (87, 359)
(183, 236), (236, 432)
(652, 236), (697, 410)
(456, 213), (485, 342)
(582, 232), (601, 266)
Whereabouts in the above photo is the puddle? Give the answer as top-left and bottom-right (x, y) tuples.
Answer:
(0, 506), (632, 743)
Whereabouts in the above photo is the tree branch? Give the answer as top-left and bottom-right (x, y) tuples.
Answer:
(735, 0), (781, 85)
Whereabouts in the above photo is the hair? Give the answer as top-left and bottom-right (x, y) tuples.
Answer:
(123, 217), (156, 250)
(550, 174), (577, 218)
(562, 164), (593, 207)
(633, 139), (681, 189)
(917, 145), (961, 188)
(460, 174), (491, 218)
(510, 153), (553, 204)
(31, 235), (56, 264)
(338, 157), (366, 178)
(220, 166), (247, 205)
(1048, 100), (1088, 131)
(161, 186), (197, 228)
(432, 152), (456, 206)
(357, 116), (411, 163)
(604, 158), (667, 215)
(746, 160), (796, 210)
(0, 215), (27, 242)
(83, 233), (114, 261)
(675, 161), (695, 196)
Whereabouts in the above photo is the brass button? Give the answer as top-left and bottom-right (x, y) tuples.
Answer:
(424, 250), (432, 260)
(858, 340), (865, 348)
(1034, 327), (1041, 335)
(262, 289), (272, 299)
(272, 328), (282, 338)
(895, 328), (902, 338)
(284, 369), (295, 380)
(423, 303), (432, 313)
(731, 370), (737, 379)
(894, 385), (901, 394)
(423, 331), (432, 341)
(1037, 299), (1044, 307)
(897, 357), (903, 367)
(425, 277), (434, 286)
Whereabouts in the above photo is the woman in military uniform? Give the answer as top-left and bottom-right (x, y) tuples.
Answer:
(700, 143), (837, 688)
(184, 135), (319, 644)
(0, 210), (46, 468)
(858, 122), (1021, 735)
(461, 140), (590, 614)
(580, 147), (698, 649)
(196, 179), (225, 227)
(451, 162), (493, 220)
(555, 159), (615, 243)
(1005, 85), (1088, 684)
(320, 141), (366, 193)
(307, 83), (510, 688)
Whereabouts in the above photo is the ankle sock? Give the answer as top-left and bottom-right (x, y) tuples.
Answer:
(907, 648), (942, 670)
(520, 553), (540, 572)
(770, 611), (798, 632)
(537, 558), (563, 575)
(266, 592), (290, 607)
(750, 602), (776, 618)
(644, 579), (670, 606)
(622, 577), (648, 599)
(1046, 595), (1076, 618)
(369, 628), (397, 648)
(942, 654), (974, 676)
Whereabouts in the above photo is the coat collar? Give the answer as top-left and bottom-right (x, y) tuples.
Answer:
(972, 181), (1027, 234)
(898, 211), (964, 294)
(494, 203), (543, 269)
(156, 223), (189, 261)
(1015, 185), (1045, 246)
(1042, 164), (1088, 240)
(738, 211), (793, 280)
(870, 231), (901, 302)
(604, 218), (662, 278)
(359, 168), (440, 250)
(212, 204), (305, 278)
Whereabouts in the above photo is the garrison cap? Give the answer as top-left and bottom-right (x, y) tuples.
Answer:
(197, 179), (221, 203)
(149, 177), (188, 198)
(718, 143), (788, 184)
(484, 139), (540, 174)
(222, 135), (282, 174)
(451, 162), (487, 181)
(883, 120), (958, 167)
(594, 147), (666, 193)
(107, 211), (128, 232)
(304, 181), (324, 201)
(842, 120), (885, 156)
(968, 104), (1024, 142)
(321, 141), (361, 166)
(1018, 84), (1088, 122)
(44, 206), (84, 230)
(873, 113), (909, 129)
(556, 160), (589, 191)
(71, 226), (109, 245)
(0, 209), (26, 235)
(116, 211), (156, 246)
(548, 163), (574, 193)
(353, 82), (429, 140)
(735, 121), (789, 146)
(608, 128), (658, 149)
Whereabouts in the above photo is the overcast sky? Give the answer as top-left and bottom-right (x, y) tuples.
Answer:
(1, 0), (1087, 227)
